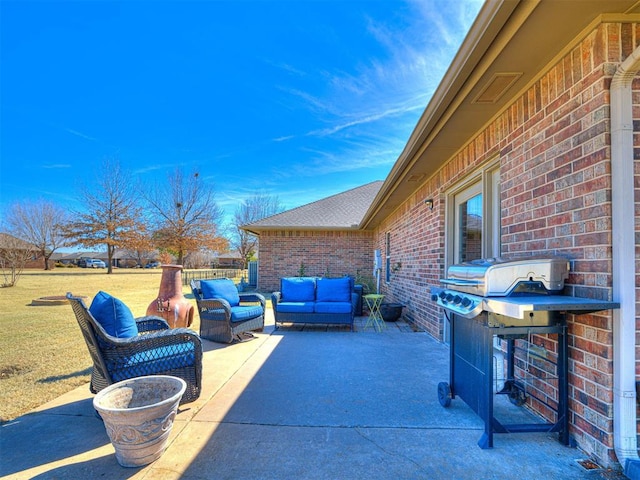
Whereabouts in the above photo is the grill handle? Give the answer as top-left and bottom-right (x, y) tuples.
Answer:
(440, 279), (484, 287)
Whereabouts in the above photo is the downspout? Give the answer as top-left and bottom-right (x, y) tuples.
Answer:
(610, 44), (640, 477)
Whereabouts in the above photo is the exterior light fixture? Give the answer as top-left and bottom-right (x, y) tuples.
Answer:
(424, 199), (434, 210)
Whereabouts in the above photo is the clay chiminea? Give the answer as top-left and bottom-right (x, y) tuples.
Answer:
(146, 264), (194, 328)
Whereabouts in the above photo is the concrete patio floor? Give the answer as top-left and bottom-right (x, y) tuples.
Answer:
(0, 311), (627, 479)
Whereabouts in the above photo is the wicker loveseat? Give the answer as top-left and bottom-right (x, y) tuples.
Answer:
(271, 276), (358, 330)
(67, 292), (202, 404)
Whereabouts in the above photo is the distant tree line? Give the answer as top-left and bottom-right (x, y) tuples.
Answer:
(0, 159), (283, 284)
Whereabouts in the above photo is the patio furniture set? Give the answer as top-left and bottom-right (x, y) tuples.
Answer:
(68, 276), (370, 407)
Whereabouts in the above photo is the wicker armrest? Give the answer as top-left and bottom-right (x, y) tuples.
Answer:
(239, 292), (266, 309)
(135, 315), (170, 332)
(197, 298), (232, 312)
(108, 327), (202, 350)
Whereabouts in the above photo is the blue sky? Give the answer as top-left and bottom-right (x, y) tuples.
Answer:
(1, 0), (483, 229)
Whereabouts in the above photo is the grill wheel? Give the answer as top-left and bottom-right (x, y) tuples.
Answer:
(438, 381), (452, 408)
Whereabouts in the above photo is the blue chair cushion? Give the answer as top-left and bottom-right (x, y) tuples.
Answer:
(89, 291), (138, 338)
(230, 305), (263, 323)
(281, 277), (316, 302)
(200, 279), (240, 307)
(314, 302), (352, 314)
(276, 302), (315, 313)
(108, 343), (195, 381)
(316, 277), (351, 302)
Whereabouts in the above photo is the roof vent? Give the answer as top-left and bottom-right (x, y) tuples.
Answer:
(473, 72), (522, 104)
(406, 174), (424, 182)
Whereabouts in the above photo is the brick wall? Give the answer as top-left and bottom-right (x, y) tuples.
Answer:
(256, 230), (374, 293)
(373, 22), (639, 466)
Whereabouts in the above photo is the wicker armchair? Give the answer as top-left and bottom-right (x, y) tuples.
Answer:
(67, 293), (202, 404)
(190, 279), (265, 344)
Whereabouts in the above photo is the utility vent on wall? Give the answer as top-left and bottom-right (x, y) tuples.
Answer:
(473, 72), (522, 104)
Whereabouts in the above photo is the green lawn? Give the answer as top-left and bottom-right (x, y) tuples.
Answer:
(0, 268), (224, 423)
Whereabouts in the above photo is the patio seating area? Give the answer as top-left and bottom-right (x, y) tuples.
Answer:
(0, 309), (624, 479)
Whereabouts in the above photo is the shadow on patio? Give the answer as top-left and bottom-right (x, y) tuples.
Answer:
(0, 312), (618, 479)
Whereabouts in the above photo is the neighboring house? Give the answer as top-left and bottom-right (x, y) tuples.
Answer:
(243, 1), (640, 472)
(0, 232), (41, 269)
(243, 181), (383, 291)
(216, 251), (243, 269)
(50, 252), (72, 265)
(55, 251), (103, 266)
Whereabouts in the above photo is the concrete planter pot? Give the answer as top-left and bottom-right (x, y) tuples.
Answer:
(380, 303), (404, 322)
(93, 375), (186, 467)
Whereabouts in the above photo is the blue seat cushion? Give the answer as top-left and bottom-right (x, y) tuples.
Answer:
(281, 277), (316, 302)
(276, 302), (315, 314)
(316, 277), (351, 302)
(230, 305), (263, 323)
(89, 291), (138, 338)
(200, 279), (240, 307)
(108, 343), (195, 381)
(314, 302), (352, 314)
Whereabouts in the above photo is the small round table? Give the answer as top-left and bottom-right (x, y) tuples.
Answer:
(363, 294), (386, 332)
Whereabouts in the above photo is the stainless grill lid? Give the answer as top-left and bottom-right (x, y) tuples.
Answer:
(442, 256), (570, 297)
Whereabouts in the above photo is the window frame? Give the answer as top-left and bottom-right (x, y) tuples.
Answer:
(445, 159), (501, 269)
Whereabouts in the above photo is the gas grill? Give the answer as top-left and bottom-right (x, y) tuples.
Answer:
(431, 256), (619, 449)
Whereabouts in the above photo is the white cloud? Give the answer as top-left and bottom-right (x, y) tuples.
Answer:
(64, 128), (98, 141)
(42, 163), (72, 169)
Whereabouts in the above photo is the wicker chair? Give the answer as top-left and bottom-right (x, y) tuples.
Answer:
(67, 293), (202, 404)
(190, 279), (265, 344)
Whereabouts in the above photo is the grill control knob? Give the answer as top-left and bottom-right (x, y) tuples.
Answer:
(445, 293), (454, 302)
(453, 295), (462, 304)
(461, 297), (472, 307)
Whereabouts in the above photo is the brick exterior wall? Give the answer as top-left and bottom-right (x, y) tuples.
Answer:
(372, 22), (639, 467)
(256, 230), (374, 293)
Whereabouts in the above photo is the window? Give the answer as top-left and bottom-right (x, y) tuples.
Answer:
(454, 183), (483, 263)
(447, 161), (501, 266)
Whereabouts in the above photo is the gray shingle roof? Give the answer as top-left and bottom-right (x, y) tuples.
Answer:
(243, 181), (383, 231)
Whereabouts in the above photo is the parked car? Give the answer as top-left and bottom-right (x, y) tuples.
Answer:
(145, 261), (161, 268)
(86, 259), (106, 268)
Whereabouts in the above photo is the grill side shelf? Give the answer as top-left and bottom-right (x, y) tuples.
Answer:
(483, 296), (620, 318)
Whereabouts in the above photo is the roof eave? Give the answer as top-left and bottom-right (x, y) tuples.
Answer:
(361, 0), (525, 229)
(360, 0), (640, 230)
(240, 225), (365, 235)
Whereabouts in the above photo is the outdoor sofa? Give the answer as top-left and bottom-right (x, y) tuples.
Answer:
(271, 276), (358, 330)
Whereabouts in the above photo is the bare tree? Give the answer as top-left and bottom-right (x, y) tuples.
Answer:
(233, 193), (283, 268)
(4, 200), (70, 270)
(184, 248), (215, 269)
(64, 159), (143, 273)
(145, 170), (227, 265)
(0, 233), (36, 286)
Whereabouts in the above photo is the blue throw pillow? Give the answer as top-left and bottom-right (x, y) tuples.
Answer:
(200, 279), (240, 307)
(89, 291), (138, 338)
(316, 277), (351, 302)
(281, 277), (316, 302)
